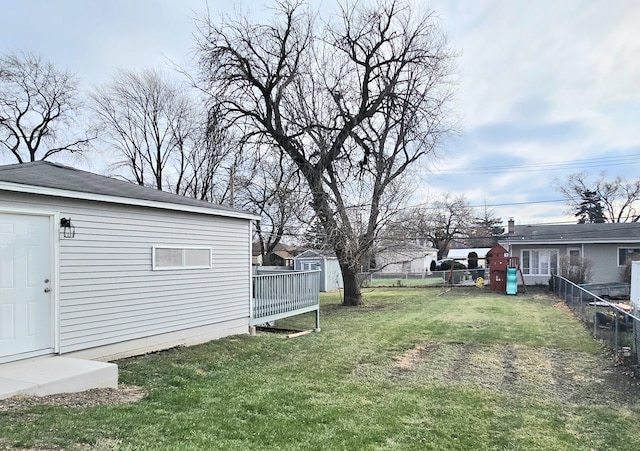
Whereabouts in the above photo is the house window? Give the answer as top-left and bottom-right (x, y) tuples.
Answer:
(153, 246), (212, 270)
(521, 250), (558, 275)
(401, 261), (411, 273)
(568, 248), (581, 266)
(301, 262), (320, 271)
(617, 248), (640, 266)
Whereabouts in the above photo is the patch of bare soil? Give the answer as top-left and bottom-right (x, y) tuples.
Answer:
(386, 342), (640, 408)
(0, 384), (146, 412)
(393, 343), (440, 372)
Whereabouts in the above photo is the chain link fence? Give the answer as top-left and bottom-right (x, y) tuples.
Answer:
(360, 269), (486, 288)
(551, 274), (640, 372)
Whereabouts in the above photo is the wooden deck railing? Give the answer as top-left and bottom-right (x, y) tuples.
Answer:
(250, 270), (321, 331)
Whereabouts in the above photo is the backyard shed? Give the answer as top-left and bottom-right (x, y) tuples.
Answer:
(0, 161), (259, 367)
(294, 249), (343, 292)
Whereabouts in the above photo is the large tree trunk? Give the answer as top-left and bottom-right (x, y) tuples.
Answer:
(337, 259), (363, 306)
(302, 174), (364, 306)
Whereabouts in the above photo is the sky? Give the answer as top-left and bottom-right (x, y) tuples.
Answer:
(1, 0), (639, 226)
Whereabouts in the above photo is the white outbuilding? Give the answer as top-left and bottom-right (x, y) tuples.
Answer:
(0, 162), (259, 372)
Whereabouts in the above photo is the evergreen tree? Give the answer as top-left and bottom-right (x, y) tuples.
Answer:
(575, 190), (606, 223)
(467, 205), (504, 247)
(302, 218), (331, 250)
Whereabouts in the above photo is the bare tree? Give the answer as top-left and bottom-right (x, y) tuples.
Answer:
(556, 172), (640, 223)
(180, 105), (238, 203)
(398, 193), (473, 259)
(92, 68), (200, 192)
(0, 51), (93, 163)
(237, 152), (310, 265)
(197, 0), (456, 305)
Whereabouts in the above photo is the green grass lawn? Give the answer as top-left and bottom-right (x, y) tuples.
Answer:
(2, 288), (640, 450)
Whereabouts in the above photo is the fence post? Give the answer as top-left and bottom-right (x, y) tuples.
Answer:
(593, 299), (598, 337)
(614, 313), (619, 354)
(314, 309), (321, 332)
(633, 316), (640, 362)
(570, 283), (574, 306)
(580, 290), (584, 313)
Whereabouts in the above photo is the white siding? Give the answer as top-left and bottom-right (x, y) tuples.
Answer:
(376, 252), (428, 274)
(0, 191), (251, 355)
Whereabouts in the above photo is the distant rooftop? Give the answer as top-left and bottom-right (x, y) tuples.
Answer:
(296, 249), (337, 258)
(501, 222), (640, 243)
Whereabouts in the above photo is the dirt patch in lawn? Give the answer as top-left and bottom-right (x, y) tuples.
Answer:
(384, 343), (640, 407)
(393, 343), (441, 372)
(0, 384), (146, 412)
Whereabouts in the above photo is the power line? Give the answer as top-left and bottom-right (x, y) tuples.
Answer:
(406, 198), (567, 210)
(437, 153), (640, 172)
(468, 199), (565, 208)
(431, 153), (640, 176)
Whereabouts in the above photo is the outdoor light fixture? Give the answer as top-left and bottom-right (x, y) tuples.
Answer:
(60, 217), (75, 238)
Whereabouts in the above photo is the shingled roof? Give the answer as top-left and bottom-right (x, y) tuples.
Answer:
(501, 222), (640, 244)
(0, 161), (258, 220)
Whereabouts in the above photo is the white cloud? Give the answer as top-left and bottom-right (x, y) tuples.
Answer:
(420, 0), (640, 224)
(1, 0), (638, 225)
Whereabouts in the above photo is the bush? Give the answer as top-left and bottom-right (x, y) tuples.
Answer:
(435, 260), (466, 271)
(558, 255), (592, 284)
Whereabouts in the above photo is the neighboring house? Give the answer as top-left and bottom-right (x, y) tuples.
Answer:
(252, 242), (296, 267)
(445, 248), (492, 268)
(294, 249), (343, 292)
(500, 221), (640, 285)
(0, 161), (260, 366)
(375, 244), (438, 274)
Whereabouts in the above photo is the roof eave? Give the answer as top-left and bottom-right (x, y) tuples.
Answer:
(0, 181), (261, 221)
(501, 238), (640, 245)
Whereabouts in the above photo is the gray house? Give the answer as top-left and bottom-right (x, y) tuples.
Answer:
(500, 221), (640, 285)
(294, 249), (343, 291)
(0, 161), (259, 369)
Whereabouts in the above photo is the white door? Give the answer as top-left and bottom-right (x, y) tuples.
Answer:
(0, 213), (53, 360)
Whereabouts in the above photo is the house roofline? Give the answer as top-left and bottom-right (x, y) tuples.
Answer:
(0, 181), (261, 221)
(500, 238), (640, 246)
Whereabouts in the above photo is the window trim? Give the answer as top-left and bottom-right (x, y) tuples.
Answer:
(617, 247), (640, 267)
(301, 262), (320, 271)
(567, 247), (581, 267)
(521, 249), (558, 276)
(152, 246), (212, 270)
